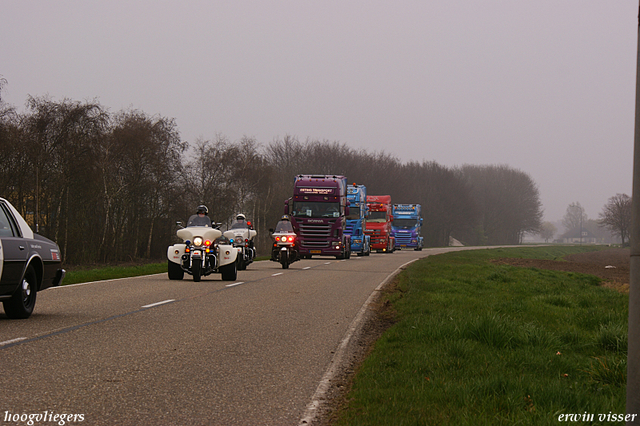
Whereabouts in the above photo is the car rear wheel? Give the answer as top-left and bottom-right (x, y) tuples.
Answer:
(3, 265), (38, 319)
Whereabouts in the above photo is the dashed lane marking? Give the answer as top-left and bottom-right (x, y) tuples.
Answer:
(141, 299), (175, 309)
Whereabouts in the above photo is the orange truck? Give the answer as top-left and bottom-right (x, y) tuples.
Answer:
(364, 195), (395, 253)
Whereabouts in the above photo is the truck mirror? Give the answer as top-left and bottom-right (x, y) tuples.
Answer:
(284, 199), (290, 214)
(269, 228), (274, 234)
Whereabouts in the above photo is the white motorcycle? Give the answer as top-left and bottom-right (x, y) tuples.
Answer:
(223, 224), (257, 271)
(167, 224), (238, 282)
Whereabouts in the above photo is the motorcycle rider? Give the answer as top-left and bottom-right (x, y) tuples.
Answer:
(230, 213), (256, 251)
(187, 205), (212, 227)
(230, 213), (249, 229)
(270, 215), (297, 261)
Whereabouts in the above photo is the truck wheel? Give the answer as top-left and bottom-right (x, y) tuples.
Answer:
(3, 265), (38, 319)
(221, 262), (238, 281)
(168, 260), (184, 280)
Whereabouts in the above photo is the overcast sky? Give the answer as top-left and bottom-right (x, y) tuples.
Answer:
(2, 1), (637, 221)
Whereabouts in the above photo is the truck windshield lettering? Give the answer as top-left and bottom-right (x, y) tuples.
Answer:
(299, 187), (335, 195)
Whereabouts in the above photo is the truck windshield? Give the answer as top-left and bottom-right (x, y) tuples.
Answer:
(392, 219), (416, 229)
(368, 211), (387, 223)
(346, 206), (360, 220)
(292, 201), (341, 218)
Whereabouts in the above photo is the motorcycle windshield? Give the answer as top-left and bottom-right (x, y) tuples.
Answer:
(274, 221), (294, 233)
(187, 215), (212, 227)
(230, 221), (249, 229)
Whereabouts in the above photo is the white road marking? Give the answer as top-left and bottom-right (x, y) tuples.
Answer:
(141, 299), (175, 309)
(0, 337), (27, 346)
(225, 282), (244, 287)
(50, 273), (167, 289)
(324, 262), (331, 265)
(272, 273), (283, 276)
(303, 267), (311, 270)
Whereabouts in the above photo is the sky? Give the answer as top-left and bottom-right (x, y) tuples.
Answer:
(1, 1), (637, 222)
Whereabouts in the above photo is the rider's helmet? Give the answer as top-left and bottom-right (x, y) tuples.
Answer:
(236, 213), (246, 221)
(197, 205), (209, 215)
(281, 214), (290, 221)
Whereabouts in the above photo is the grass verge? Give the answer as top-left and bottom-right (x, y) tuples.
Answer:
(334, 246), (628, 426)
(62, 262), (167, 285)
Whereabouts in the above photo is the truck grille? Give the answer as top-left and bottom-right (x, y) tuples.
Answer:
(395, 234), (413, 245)
(345, 223), (355, 235)
(298, 222), (332, 248)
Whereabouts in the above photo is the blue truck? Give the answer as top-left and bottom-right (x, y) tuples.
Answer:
(345, 184), (371, 256)
(391, 204), (424, 250)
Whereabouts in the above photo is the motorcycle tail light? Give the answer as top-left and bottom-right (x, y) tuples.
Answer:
(275, 236), (281, 242)
(288, 236), (295, 242)
(205, 240), (212, 246)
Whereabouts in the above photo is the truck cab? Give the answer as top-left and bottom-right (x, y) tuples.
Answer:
(286, 175), (351, 259)
(345, 184), (371, 256)
(391, 204), (424, 250)
(364, 195), (395, 253)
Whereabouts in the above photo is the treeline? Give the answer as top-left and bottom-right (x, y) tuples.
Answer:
(0, 97), (542, 264)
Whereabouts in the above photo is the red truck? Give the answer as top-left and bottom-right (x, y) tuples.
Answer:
(364, 195), (395, 253)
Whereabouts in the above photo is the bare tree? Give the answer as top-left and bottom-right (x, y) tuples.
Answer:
(598, 193), (632, 246)
(562, 202), (588, 232)
(538, 221), (557, 243)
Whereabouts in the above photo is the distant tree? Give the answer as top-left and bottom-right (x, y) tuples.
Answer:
(598, 193), (632, 246)
(458, 165), (543, 244)
(538, 221), (557, 243)
(562, 202), (588, 231)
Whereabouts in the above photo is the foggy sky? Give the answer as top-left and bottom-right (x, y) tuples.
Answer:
(2, 1), (637, 221)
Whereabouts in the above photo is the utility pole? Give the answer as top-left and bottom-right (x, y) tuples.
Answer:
(628, 3), (640, 423)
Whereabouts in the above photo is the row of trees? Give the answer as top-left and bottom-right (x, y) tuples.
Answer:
(1, 96), (543, 264)
(537, 196), (632, 246)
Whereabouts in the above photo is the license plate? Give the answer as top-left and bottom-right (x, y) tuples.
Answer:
(310, 250), (321, 254)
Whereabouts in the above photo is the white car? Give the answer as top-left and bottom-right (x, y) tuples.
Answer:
(0, 198), (65, 319)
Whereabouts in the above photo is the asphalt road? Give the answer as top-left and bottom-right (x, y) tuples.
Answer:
(0, 249), (442, 425)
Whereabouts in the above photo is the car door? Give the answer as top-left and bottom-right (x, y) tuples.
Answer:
(0, 202), (29, 295)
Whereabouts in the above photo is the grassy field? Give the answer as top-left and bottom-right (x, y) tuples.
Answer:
(62, 262), (167, 285)
(334, 246), (628, 426)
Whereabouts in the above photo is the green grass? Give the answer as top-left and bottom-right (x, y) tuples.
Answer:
(335, 246), (628, 426)
(62, 262), (167, 285)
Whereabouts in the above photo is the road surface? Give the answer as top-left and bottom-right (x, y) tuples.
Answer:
(1, 249), (451, 425)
